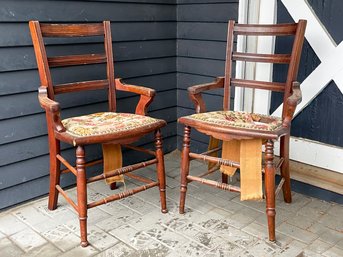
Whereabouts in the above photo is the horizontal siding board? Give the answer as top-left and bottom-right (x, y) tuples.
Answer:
(177, 57), (225, 77)
(0, 40), (176, 72)
(178, 22), (228, 41)
(177, 89), (223, 111)
(0, 57), (176, 96)
(177, 3), (238, 22)
(0, 22), (176, 47)
(177, 39), (226, 60)
(177, 73), (224, 97)
(0, 1), (176, 22)
(85, 0), (176, 4)
(178, 0), (237, 3)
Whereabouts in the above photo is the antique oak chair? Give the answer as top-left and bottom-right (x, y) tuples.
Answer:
(29, 21), (167, 247)
(178, 20), (306, 241)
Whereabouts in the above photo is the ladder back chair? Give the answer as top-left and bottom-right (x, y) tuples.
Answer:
(29, 21), (167, 247)
(178, 20), (307, 241)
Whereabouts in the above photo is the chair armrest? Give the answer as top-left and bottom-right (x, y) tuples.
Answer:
(38, 87), (66, 132)
(38, 87), (60, 112)
(188, 77), (224, 95)
(187, 77), (225, 113)
(115, 78), (156, 115)
(282, 81), (302, 128)
(115, 78), (155, 97)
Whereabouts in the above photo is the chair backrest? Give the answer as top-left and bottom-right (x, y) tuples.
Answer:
(224, 20), (307, 118)
(29, 21), (117, 111)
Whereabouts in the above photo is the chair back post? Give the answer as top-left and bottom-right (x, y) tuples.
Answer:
(29, 21), (55, 99)
(282, 19), (307, 119)
(103, 21), (116, 112)
(223, 20), (235, 111)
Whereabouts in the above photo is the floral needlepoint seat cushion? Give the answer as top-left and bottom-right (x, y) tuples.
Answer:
(62, 112), (162, 137)
(185, 111), (282, 131)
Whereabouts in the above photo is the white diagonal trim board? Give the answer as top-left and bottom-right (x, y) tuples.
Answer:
(272, 0), (343, 118)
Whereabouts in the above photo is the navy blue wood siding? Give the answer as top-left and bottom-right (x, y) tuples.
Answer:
(274, 0), (343, 148)
(0, 0), (177, 209)
(176, 0), (239, 151)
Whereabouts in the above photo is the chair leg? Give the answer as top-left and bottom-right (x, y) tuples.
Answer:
(222, 174), (228, 184)
(76, 146), (89, 247)
(109, 182), (117, 190)
(48, 139), (61, 210)
(155, 129), (168, 213)
(179, 126), (191, 214)
(265, 140), (276, 241)
(280, 134), (292, 203)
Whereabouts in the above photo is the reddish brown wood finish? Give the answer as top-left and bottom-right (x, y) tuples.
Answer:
(265, 140), (276, 241)
(233, 23), (298, 36)
(179, 126), (191, 214)
(48, 54), (107, 67)
(29, 21), (168, 247)
(155, 129), (168, 213)
(40, 23), (105, 37)
(232, 52), (291, 64)
(178, 20), (307, 242)
(54, 80), (109, 94)
(230, 79), (286, 92)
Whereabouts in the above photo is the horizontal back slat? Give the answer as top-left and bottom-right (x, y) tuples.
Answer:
(234, 23), (297, 36)
(48, 54), (107, 67)
(231, 79), (285, 92)
(232, 52), (291, 64)
(54, 79), (108, 94)
(40, 24), (104, 37)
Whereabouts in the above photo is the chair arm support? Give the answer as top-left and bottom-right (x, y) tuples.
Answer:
(282, 81), (302, 128)
(188, 77), (224, 95)
(38, 87), (66, 132)
(115, 78), (156, 97)
(188, 77), (225, 113)
(115, 78), (155, 115)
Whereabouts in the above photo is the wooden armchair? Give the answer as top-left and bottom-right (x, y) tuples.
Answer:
(178, 20), (306, 241)
(29, 21), (167, 247)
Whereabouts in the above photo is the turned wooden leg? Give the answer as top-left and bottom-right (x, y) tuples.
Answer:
(48, 139), (61, 210)
(265, 140), (276, 241)
(280, 134), (292, 203)
(179, 126), (191, 214)
(222, 174), (228, 184)
(155, 129), (168, 213)
(76, 146), (89, 247)
(109, 182), (117, 190)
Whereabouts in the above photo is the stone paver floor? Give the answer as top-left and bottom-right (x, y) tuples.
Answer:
(0, 151), (342, 257)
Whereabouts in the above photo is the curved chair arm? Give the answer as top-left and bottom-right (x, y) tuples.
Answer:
(115, 78), (156, 115)
(187, 77), (225, 113)
(38, 87), (66, 132)
(282, 81), (302, 128)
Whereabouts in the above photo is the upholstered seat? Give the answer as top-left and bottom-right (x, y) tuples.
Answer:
(181, 111), (282, 132)
(62, 112), (164, 137)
